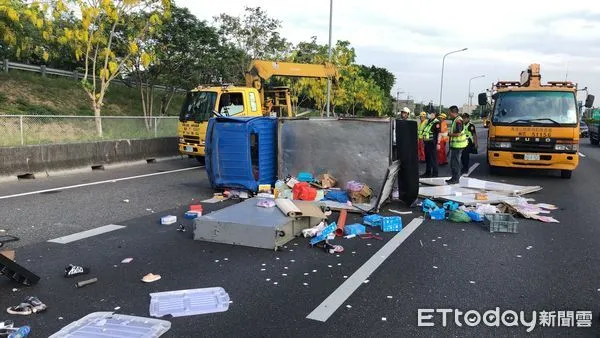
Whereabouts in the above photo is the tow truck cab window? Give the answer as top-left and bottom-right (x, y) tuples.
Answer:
(179, 91), (217, 122)
(492, 91), (577, 125)
(248, 92), (258, 112)
(218, 92), (245, 116)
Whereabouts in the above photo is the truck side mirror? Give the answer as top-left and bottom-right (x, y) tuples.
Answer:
(477, 93), (487, 106)
(585, 94), (594, 108)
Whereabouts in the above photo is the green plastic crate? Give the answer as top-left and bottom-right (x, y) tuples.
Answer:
(484, 213), (518, 233)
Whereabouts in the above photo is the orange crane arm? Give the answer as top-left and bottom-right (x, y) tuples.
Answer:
(245, 60), (340, 90)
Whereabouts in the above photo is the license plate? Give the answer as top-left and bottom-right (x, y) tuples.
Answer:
(524, 154), (540, 161)
(184, 146), (194, 153)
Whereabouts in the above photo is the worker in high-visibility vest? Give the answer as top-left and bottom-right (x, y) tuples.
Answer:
(446, 105), (468, 184)
(437, 112), (449, 165)
(417, 112), (427, 162)
(460, 112), (478, 175)
(420, 112), (441, 178)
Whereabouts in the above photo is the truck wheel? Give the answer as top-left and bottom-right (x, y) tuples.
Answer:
(560, 170), (572, 179)
(196, 156), (205, 165)
(486, 152), (499, 175)
(488, 164), (500, 175)
(591, 137), (599, 145)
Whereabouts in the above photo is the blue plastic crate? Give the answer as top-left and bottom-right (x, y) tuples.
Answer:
(310, 222), (337, 245)
(297, 172), (314, 182)
(363, 214), (383, 226)
(380, 216), (402, 232)
(344, 223), (366, 236)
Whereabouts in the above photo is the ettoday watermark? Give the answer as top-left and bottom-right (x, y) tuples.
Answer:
(418, 308), (593, 333)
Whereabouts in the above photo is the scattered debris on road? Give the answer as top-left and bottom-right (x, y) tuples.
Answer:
(419, 176), (560, 227)
(160, 215), (177, 225)
(141, 273), (161, 283)
(75, 278), (97, 288)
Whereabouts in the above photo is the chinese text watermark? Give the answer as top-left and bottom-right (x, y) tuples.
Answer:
(418, 308), (593, 333)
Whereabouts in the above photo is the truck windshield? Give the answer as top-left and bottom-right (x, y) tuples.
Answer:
(492, 91), (577, 125)
(179, 91), (217, 122)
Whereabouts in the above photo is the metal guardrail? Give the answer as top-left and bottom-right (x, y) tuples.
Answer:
(0, 115), (179, 147)
(2, 59), (187, 93)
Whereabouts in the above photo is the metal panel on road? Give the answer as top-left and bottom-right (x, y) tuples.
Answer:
(278, 118), (392, 196)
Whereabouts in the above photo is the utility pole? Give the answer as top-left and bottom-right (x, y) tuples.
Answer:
(326, 0), (333, 117)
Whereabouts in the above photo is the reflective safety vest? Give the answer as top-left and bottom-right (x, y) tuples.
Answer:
(450, 117), (468, 149)
(439, 120), (449, 140)
(417, 120), (427, 140)
(422, 118), (439, 142)
(464, 122), (474, 142)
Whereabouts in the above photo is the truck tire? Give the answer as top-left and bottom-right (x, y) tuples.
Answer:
(560, 170), (572, 179)
(488, 164), (500, 175)
(486, 151), (499, 175)
(196, 156), (206, 165)
(591, 136), (599, 145)
(395, 120), (419, 206)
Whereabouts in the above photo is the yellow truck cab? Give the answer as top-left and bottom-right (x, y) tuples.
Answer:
(178, 86), (263, 163)
(478, 64), (594, 179)
(178, 60), (339, 163)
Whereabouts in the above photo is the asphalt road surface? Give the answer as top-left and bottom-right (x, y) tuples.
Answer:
(1, 126), (599, 337)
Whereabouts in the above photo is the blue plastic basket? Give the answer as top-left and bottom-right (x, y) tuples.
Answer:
(344, 223), (366, 236)
(363, 214), (383, 226)
(380, 216), (402, 232)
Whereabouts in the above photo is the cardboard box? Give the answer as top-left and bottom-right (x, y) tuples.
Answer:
(349, 184), (372, 204)
(319, 174), (337, 189)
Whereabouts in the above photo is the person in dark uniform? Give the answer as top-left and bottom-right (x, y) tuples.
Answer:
(420, 111), (441, 177)
(461, 113), (478, 175)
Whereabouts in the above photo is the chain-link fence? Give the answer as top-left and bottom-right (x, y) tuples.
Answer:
(0, 115), (179, 147)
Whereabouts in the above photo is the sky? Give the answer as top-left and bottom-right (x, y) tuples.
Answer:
(176, 0), (600, 107)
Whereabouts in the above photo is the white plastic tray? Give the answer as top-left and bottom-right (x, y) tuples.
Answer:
(48, 312), (171, 338)
(149, 287), (230, 318)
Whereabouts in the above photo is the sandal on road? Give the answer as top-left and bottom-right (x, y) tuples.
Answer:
(7, 296), (47, 315)
(64, 264), (90, 278)
(24, 296), (47, 313)
(6, 303), (33, 316)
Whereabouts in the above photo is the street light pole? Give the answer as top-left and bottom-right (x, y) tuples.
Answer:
(468, 74), (485, 106)
(326, 0), (333, 117)
(439, 48), (468, 114)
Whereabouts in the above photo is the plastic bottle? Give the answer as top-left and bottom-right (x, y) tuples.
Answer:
(8, 325), (30, 338)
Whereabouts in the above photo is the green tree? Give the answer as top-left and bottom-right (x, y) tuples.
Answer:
(125, 5), (220, 129)
(49, 0), (171, 137)
(358, 65), (395, 115)
(288, 39), (387, 116)
(359, 65), (395, 96)
(213, 6), (291, 81)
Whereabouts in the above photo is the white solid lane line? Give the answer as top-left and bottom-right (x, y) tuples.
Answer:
(466, 163), (480, 176)
(0, 166), (202, 201)
(306, 218), (424, 322)
(48, 224), (126, 244)
(578, 152), (586, 158)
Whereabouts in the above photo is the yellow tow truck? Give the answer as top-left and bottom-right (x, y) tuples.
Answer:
(178, 60), (339, 163)
(478, 63), (594, 178)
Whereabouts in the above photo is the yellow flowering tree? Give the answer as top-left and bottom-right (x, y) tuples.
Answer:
(0, 0), (52, 62)
(50, 0), (171, 136)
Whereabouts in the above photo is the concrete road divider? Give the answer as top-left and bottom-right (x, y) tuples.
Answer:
(0, 137), (179, 180)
